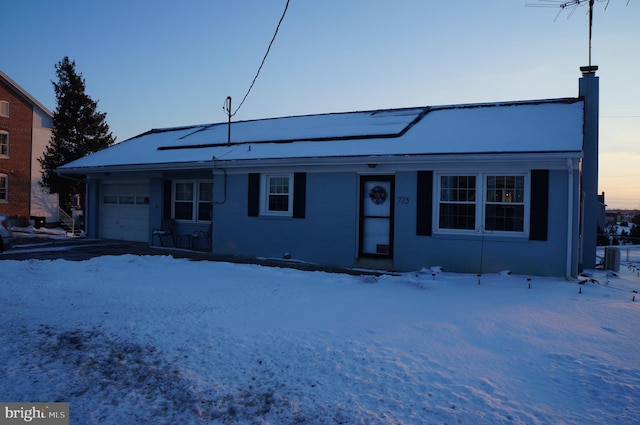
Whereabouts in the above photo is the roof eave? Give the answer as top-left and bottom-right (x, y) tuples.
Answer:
(56, 160), (216, 175)
(58, 150), (583, 175)
(213, 151), (584, 168)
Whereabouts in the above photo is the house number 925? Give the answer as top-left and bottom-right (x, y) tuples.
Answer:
(397, 196), (410, 205)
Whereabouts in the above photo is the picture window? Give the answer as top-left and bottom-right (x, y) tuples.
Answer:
(435, 173), (528, 235)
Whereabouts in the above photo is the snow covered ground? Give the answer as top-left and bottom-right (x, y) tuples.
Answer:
(10, 224), (77, 239)
(1, 248), (639, 424)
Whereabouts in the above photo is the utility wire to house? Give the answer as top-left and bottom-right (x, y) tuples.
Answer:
(224, 0), (291, 119)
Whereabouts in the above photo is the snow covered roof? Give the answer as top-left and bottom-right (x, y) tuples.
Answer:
(59, 98), (584, 173)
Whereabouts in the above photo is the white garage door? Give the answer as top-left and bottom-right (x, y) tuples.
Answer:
(100, 182), (150, 242)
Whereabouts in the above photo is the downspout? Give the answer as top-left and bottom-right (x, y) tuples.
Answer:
(211, 156), (227, 204)
(566, 158), (574, 280)
(210, 156), (227, 254)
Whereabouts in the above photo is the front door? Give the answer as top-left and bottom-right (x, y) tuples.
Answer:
(359, 175), (395, 258)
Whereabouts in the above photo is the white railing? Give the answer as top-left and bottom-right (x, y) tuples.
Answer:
(58, 207), (75, 236)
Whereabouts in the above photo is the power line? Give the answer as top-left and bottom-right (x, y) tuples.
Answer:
(226, 0), (291, 118)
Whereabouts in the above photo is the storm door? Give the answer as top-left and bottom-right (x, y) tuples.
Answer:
(359, 175), (395, 258)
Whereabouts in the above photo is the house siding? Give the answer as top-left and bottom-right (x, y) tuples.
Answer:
(393, 169), (576, 277)
(80, 162), (580, 277)
(149, 177), (164, 242)
(214, 171), (358, 268)
(30, 108), (56, 220)
(85, 179), (100, 238)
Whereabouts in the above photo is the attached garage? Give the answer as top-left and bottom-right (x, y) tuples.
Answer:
(100, 182), (150, 242)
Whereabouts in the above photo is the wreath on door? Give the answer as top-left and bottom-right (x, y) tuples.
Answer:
(369, 185), (387, 205)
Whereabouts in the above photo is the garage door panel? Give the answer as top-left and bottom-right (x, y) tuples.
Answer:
(101, 183), (149, 242)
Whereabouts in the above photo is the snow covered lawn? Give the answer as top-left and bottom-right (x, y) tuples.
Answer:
(1, 253), (639, 424)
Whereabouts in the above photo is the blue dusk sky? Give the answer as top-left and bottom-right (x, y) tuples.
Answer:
(2, 0), (639, 208)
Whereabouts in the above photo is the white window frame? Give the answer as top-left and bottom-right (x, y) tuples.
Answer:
(0, 131), (8, 157)
(197, 181), (213, 221)
(484, 175), (527, 233)
(260, 174), (293, 217)
(0, 101), (9, 118)
(0, 174), (7, 203)
(172, 180), (212, 222)
(435, 172), (530, 237)
(437, 174), (477, 233)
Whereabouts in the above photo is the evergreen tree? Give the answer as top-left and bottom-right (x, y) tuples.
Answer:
(631, 214), (640, 244)
(39, 56), (115, 210)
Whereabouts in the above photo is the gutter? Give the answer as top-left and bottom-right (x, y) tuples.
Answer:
(566, 158), (574, 280)
(211, 156), (227, 204)
(55, 171), (86, 183)
(56, 151), (583, 175)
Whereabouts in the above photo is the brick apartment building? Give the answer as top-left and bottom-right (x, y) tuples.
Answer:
(0, 70), (58, 223)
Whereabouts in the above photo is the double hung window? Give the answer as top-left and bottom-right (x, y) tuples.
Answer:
(173, 180), (213, 221)
(248, 172), (306, 219)
(485, 176), (525, 232)
(261, 174), (293, 216)
(197, 182), (213, 221)
(436, 173), (528, 235)
(0, 174), (7, 202)
(439, 176), (476, 230)
(0, 131), (8, 157)
(0, 101), (9, 118)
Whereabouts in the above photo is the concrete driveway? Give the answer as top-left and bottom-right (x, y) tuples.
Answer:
(1, 237), (191, 261)
(1, 236), (368, 275)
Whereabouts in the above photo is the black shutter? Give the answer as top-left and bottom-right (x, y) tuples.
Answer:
(247, 173), (260, 217)
(529, 169), (549, 241)
(293, 172), (307, 219)
(163, 180), (172, 219)
(416, 171), (433, 236)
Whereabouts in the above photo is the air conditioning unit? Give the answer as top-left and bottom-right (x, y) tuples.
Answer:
(604, 246), (620, 272)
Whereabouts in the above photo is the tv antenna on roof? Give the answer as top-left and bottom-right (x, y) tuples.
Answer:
(526, 0), (631, 68)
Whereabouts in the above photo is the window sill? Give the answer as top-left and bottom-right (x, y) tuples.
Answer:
(258, 214), (293, 221)
(432, 231), (529, 242)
